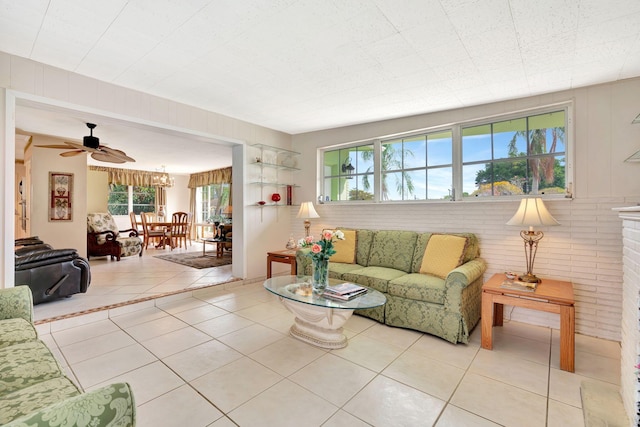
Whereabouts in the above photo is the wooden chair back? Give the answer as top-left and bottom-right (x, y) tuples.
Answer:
(141, 212), (165, 249)
(129, 212), (143, 233)
(169, 212), (189, 250)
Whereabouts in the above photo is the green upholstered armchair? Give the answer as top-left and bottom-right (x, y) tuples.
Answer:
(0, 286), (136, 426)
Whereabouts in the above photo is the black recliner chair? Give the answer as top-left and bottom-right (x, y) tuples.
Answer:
(15, 244), (91, 305)
(14, 236), (45, 246)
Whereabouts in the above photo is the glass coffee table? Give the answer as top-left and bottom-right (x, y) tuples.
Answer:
(263, 275), (386, 349)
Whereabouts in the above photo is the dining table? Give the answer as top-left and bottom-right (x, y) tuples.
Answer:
(146, 221), (173, 249)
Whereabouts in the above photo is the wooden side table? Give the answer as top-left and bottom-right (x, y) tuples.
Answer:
(481, 273), (575, 372)
(202, 237), (219, 257)
(267, 250), (297, 278)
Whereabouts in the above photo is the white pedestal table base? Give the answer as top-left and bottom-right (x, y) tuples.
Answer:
(279, 297), (353, 349)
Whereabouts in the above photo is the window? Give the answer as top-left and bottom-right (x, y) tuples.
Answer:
(323, 144), (374, 201)
(196, 183), (231, 222)
(462, 110), (566, 197)
(320, 107), (569, 202)
(107, 185), (156, 215)
(381, 130), (453, 200)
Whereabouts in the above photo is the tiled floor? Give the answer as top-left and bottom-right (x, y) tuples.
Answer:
(32, 245), (620, 426)
(33, 241), (234, 322)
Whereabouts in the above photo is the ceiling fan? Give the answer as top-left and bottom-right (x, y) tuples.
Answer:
(36, 123), (135, 164)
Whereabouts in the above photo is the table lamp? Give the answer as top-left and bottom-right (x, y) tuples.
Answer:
(297, 202), (320, 237)
(506, 197), (559, 283)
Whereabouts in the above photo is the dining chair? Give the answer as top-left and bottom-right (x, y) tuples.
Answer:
(141, 212), (166, 249)
(168, 211), (189, 250)
(129, 212), (144, 234)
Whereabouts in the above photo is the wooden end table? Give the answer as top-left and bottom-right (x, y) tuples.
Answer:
(267, 250), (297, 278)
(202, 237), (220, 257)
(481, 273), (575, 372)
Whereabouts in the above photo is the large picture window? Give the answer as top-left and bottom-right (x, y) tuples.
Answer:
(321, 107), (569, 202)
(462, 110), (566, 197)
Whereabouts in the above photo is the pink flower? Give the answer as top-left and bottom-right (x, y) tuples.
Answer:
(305, 236), (314, 244)
(323, 230), (333, 240)
(311, 244), (322, 253)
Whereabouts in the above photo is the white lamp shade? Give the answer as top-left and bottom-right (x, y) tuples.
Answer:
(506, 198), (559, 227)
(297, 201), (320, 219)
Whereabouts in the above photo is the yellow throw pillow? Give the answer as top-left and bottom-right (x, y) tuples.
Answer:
(419, 234), (468, 279)
(327, 229), (357, 264)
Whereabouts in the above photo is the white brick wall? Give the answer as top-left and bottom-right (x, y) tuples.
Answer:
(291, 196), (638, 341)
(619, 209), (640, 426)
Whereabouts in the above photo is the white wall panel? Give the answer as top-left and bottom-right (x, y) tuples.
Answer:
(42, 65), (69, 102)
(68, 74), (98, 108)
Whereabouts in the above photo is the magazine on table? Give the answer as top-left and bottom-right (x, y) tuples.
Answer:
(322, 288), (368, 301)
(500, 278), (537, 292)
(324, 282), (367, 296)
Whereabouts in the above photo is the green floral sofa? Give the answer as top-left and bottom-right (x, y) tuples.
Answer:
(297, 229), (487, 344)
(0, 286), (135, 426)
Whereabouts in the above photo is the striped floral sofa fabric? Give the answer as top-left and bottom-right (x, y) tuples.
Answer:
(297, 229), (487, 344)
(0, 286), (136, 426)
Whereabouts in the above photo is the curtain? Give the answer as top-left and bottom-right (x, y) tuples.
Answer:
(189, 187), (197, 240)
(89, 165), (170, 187)
(156, 187), (167, 219)
(187, 166), (232, 240)
(188, 166), (232, 188)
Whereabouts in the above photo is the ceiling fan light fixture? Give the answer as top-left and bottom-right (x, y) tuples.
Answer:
(83, 123), (100, 149)
(83, 135), (99, 149)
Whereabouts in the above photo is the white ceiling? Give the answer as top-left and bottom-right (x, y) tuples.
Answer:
(14, 103), (233, 174)
(3, 0), (640, 170)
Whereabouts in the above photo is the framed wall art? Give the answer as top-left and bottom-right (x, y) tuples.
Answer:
(49, 172), (73, 221)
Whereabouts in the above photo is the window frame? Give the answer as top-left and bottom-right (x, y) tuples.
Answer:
(195, 183), (231, 223)
(107, 185), (157, 215)
(320, 103), (573, 203)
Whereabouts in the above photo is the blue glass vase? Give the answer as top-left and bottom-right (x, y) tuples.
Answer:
(312, 257), (329, 294)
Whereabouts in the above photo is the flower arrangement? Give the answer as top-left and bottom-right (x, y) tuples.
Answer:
(298, 229), (345, 262)
(299, 230), (345, 292)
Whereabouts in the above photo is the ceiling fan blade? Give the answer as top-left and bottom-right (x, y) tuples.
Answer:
(60, 150), (84, 157)
(91, 151), (126, 164)
(35, 144), (75, 149)
(99, 146), (136, 162)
